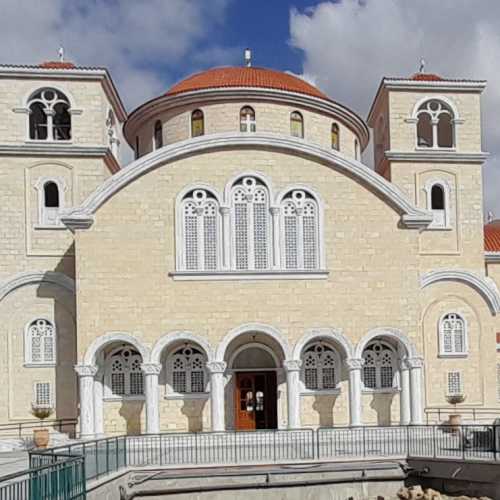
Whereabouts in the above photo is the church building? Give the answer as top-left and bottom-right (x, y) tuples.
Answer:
(0, 55), (499, 438)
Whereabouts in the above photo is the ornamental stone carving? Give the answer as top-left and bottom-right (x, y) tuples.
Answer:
(74, 364), (98, 377)
(283, 359), (302, 372)
(141, 363), (162, 376)
(206, 361), (227, 374)
(345, 358), (365, 371)
(406, 357), (424, 369)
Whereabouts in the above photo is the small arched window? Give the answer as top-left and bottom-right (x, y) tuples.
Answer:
(416, 100), (454, 148)
(302, 343), (338, 390)
(26, 319), (56, 365)
(231, 176), (271, 270)
(362, 341), (396, 390)
(281, 190), (320, 270)
(331, 123), (339, 151)
(427, 181), (449, 229)
(40, 181), (62, 226)
(181, 189), (220, 271)
(28, 89), (71, 141)
(240, 106), (256, 133)
(191, 109), (205, 137)
(439, 313), (467, 356)
(106, 347), (144, 397)
(154, 120), (163, 150)
(168, 345), (206, 394)
(290, 111), (304, 138)
(354, 139), (360, 160)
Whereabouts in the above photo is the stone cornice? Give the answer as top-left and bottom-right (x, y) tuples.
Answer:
(60, 133), (433, 231)
(421, 269), (500, 315)
(124, 87), (370, 150)
(385, 150), (488, 164)
(486, 252), (500, 263)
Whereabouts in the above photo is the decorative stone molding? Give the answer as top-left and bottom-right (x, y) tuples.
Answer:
(206, 361), (227, 374)
(169, 270), (329, 281)
(354, 327), (417, 358)
(60, 133), (433, 231)
(151, 331), (215, 365)
(345, 358), (365, 371)
(0, 271), (75, 303)
(385, 151), (488, 164)
(141, 363), (162, 376)
(83, 332), (151, 365)
(406, 357), (424, 369)
(420, 269), (500, 315)
(74, 365), (98, 377)
(486, 252), (500, 263)
(293, 327), (353, 359)
(283, 359), (302, 372)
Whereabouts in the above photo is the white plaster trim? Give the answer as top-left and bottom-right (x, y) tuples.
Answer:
(411, 95), (460, 121)
(0, 144), (111, 157)
(486, 252), (500, 263)
(228, 342), (280, 369)
(292, 327), (354, 359)
(164, 392), (209, 400)
(150, 331), (215, 364)
(169, 270), (329, 281)
(0, 271), (75, 303)
(382, 79), (486, 92)
(83, 332), (151, 365)
(438, 312), (469, 357)
(385, 151), (488, 163)
(60, 133), (433, 230)
(24, 317), (56, 365)
(420, 269), (500, 315)
(216, 323), (291, 362)
(423, 178), (452, 230)
(354, 327), (417, 359)
(300, 388), (341, 397)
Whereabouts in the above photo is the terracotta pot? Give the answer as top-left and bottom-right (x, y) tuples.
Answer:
(33, 428), (49, 449)
(448, 413), (462, 432)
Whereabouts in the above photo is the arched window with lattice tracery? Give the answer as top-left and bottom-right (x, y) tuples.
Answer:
(301, 342), (339, 391)
(439, 313), (467, 356)
(168, 345), (207, 394)
(105, 347), (144, 397)
(25, 319), (56, 365)
(362, 340), (397, 389)
(416, 99), (454, 148)
(28, 88), (71, 141)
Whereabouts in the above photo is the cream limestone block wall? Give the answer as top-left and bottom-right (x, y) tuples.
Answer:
(73, 148), (425, 430)
(103, 401), (145, 436)
(421, 282), (498, 411)
(388, 92), (482, 153)
(158, 398), (209, 432)
(361, 393), (400, 426)
(135, 101), (359, 160)
(487, 262), (500, 290)
(390, 162), (485, 271)
(0, 78), (112, 146)
(0, 282), (76, 422)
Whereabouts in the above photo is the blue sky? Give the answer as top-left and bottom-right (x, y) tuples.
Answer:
(0, 0), (499, 214)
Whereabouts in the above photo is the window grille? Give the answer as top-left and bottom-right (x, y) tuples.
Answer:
(440, 313), (466, 355)
(27, 319), (55, 364)
(35, 382), (51, 406)
(362, 341), (396, 390)
(169, 345), (206, 394)
(302, 343), (338, 390)
(107, 347), (144, 397)
(447, 371), (462, 396)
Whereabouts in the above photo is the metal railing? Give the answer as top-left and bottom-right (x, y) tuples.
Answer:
(0, 419), (78, 439)
(0, 454), (85, 500)
(425, 407), (500, 424)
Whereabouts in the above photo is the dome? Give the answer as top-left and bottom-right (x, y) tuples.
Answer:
(165, 66), (330, 100)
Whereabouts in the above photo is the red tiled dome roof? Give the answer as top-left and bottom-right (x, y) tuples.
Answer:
(485, 221), (500, 252)
(410, 73), (443, 81)
(39, 61), (76, 69)
(166, 66), (329, 100)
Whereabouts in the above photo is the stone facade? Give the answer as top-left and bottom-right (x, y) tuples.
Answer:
(0, 63), (498, 437)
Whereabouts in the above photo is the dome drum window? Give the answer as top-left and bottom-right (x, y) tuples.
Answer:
(105, 347), (144, 398)
(331, 123), (340, 151)
(28, 89), (71, 141)
(301, 343), (339, 391)
(416, 99), (455, 149)
(167, 345), (207, 396)
(439, 313), (467, 356)
(362, 341), (397, 391)
(240, 106), (256, 133)
(290, 111), (304, 138)
(191, 110), (205, 137)
(154, 120), (163, 150)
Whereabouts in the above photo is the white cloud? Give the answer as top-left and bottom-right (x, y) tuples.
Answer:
(290, 0), (500, 216)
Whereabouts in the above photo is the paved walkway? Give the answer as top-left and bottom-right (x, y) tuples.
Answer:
(0, 452), (29, 478)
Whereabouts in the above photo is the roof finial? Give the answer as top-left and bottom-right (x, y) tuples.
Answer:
(58, 46), (64, 63)
(488, 211), (495, 224)
(419, 57), (426, 73)
(244, 48), (252, 68)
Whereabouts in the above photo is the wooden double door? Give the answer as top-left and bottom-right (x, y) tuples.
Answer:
(235, 371), (277, 430)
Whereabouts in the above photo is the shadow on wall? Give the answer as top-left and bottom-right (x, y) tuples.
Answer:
(312, 395), (338, 427)
(119, 401), (144, 435)
(181, 400), (207, 432)
(369, 393), (395, 425)
(37, 244), (78, 432)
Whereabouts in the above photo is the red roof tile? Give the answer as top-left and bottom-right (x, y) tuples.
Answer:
(166, 66), (329, 100)
(39, 61), (76, 69)
(485, 220), (500, 252)
(410, 73), (444, 81)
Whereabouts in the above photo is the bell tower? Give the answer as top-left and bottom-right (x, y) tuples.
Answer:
(368, 72), (488, 267)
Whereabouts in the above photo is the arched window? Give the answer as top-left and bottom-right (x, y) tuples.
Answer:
(191, 109), (205, 137)
(426, 181), (449, 229)
(168, 345), (206, 394)
(302, 342), (338, 390)
(181, 189), (220, 271)
(416, 100), (454, 148)
(25, 319), (55, 364)
(240, 106), (256, 133)
(439, 313), (467, 356)
(290, 111), (304, 138)
(28, 89), (71, 141)
(106, 347), (144, 397)
(281, 190), (320, 270)
(231, 176), (271, 270)
(354, 139), (360, 160)
(362, 341), (396, 390)
(39, 180), (62, 226)
(154, 120), (163, 150)
(331, 123), (339, 151)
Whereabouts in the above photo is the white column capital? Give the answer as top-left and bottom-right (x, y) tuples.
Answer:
(75, 364), (97, 377)
(406, 356), (424, 369)
(345, 358), (364, 371)
(219, 206), (230, 215)
(141, 363), (162, 376)
(283, 359), (302, 372)
(270, 206), (280, 216)
(206, 361), (227, 374)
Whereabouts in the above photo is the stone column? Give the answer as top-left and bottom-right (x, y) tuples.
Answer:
(270, 207), (280, 269)
(407, 357), (425, 425)
(220, 207), (231, 269)
(207, 361), (227, 432)
(284, 360), (302, 430)
(93, 375), (104, 437)
(399, 359), (411, 426)
(75, 365), (97, 439)
(141, 363), (162, 434)
(346, 358), (364, 427)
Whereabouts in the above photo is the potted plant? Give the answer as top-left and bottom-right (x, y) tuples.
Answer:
(446, 394), (466, 431)
(31, 403), (54, 449)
